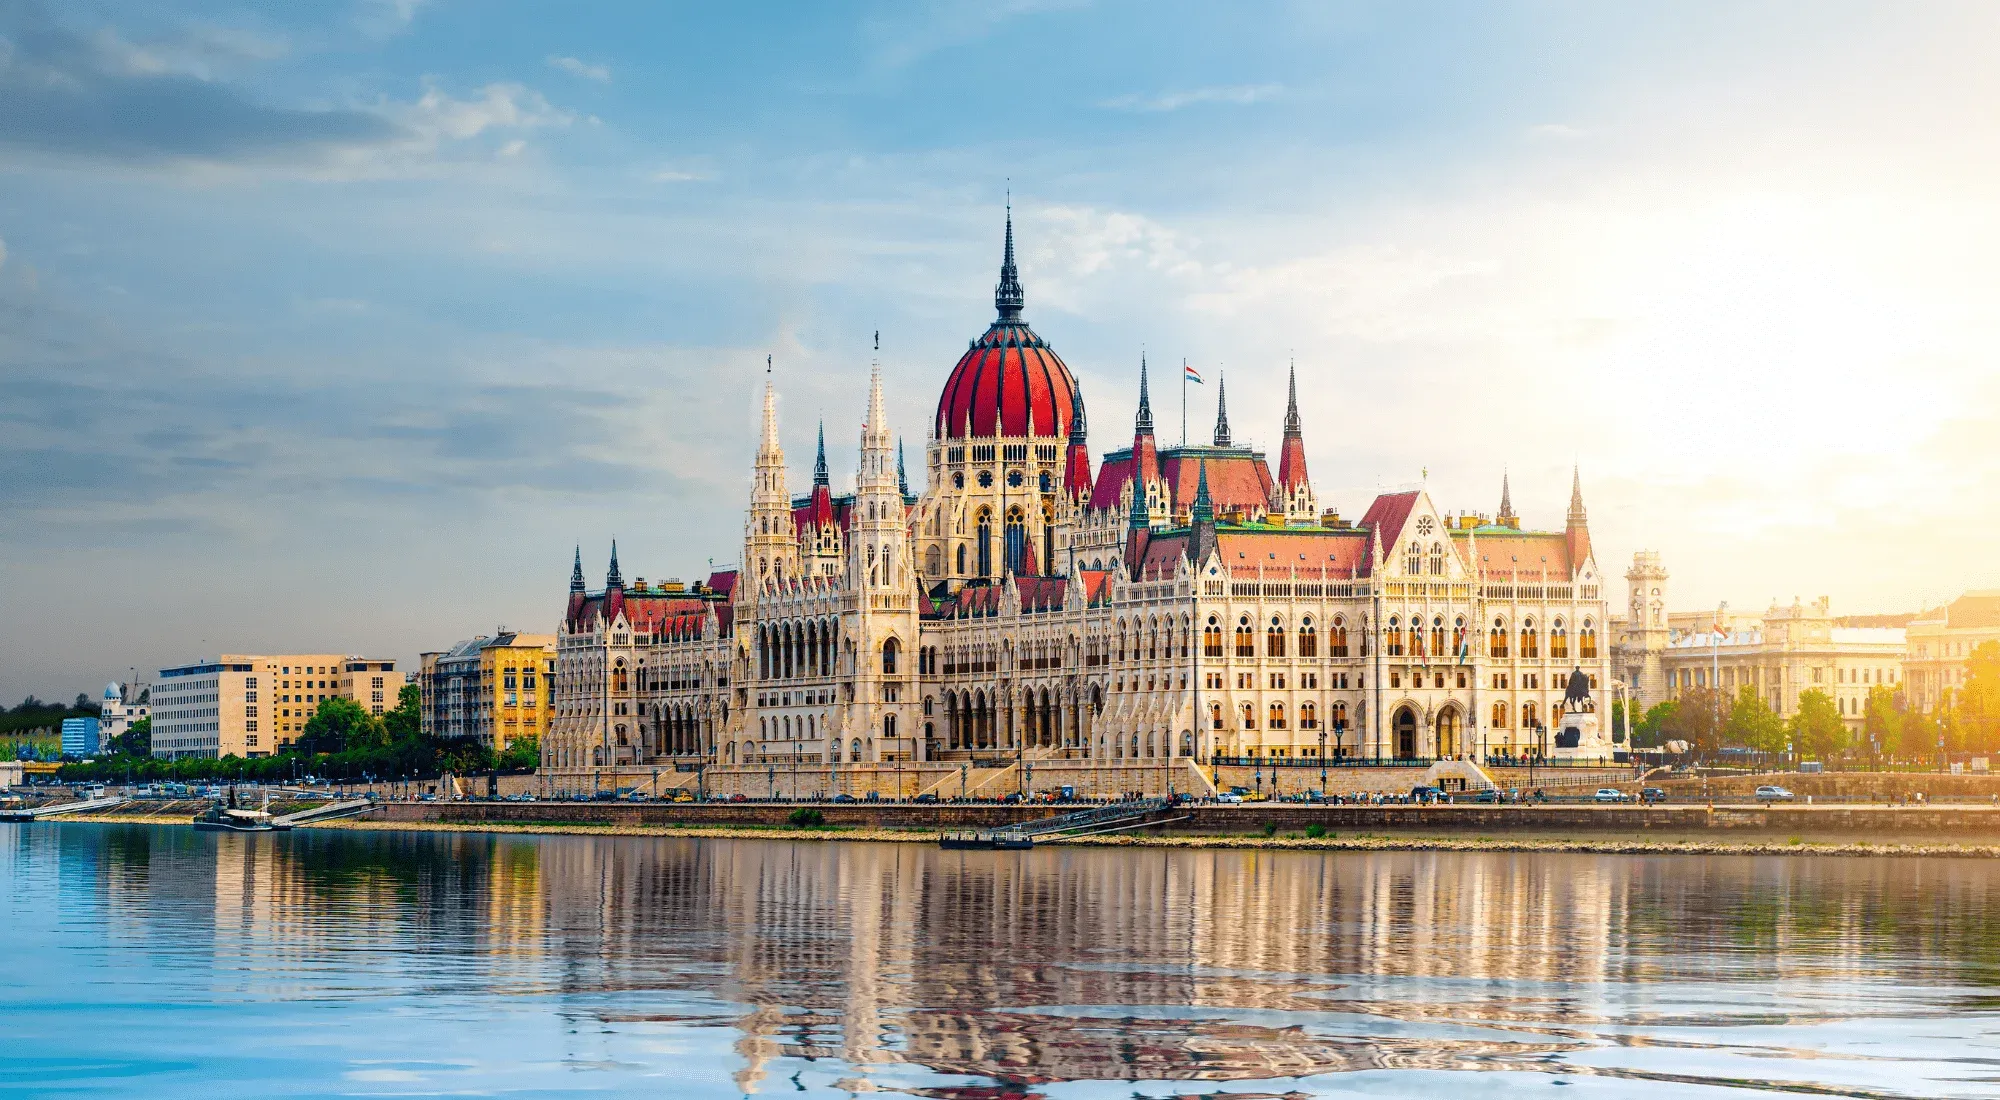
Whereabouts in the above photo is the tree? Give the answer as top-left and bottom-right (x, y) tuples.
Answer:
(1960, 641), (2000, 755)
(498, 735), (539, 772)
(112, 717), (151, 757)
(1863, 686), (1903, 762)
(1661, 687), (1726, 758)
(298, 698), (381, 757)
(383, 682), (422, 744)
(1725, 687), (1786, 753)
(1789, 689), (1846, 762)
(1631, 700), (1679, 749)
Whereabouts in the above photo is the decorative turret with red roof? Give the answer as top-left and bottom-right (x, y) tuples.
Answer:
(1565, 466), (1592, 577)
(1274, 360), (1318, 523)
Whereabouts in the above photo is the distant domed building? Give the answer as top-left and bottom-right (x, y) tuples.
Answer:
(545, 208), (1615, 794)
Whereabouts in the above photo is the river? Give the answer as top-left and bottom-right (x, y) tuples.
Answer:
(4, 823), (1998, 1097)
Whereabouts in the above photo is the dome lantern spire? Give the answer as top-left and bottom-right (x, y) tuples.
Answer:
(813, 421), (829, 487)
(995, 195), (1024, 322)
(1135, 353), (1154, 436)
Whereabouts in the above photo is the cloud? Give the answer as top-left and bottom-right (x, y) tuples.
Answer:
(1098, 83), (1282, 112)
(650, 166), (713, 183)
(547, 54), (609, 82)
(356, 0), (428, 38)
(0, 4), (398, 162)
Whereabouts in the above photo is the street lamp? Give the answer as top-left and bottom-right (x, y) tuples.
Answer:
(1318, 723), (1328, 798)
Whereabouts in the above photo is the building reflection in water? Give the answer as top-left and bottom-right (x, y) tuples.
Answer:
(60, 828), (2000, 1094)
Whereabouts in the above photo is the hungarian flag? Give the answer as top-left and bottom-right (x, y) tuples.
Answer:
(1184, 362), (1203, 384)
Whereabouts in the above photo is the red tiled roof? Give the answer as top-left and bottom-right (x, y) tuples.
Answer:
(1215, 530), (1372, 578)
(1948, 593), (2000, 630)
(1090, 448), (1275, 514)
(1462, 531), (1574, 580)
(1136, 533), (1190, 579)
(707, 570), (738, 598)
(1359, 491), (1419, 551)
(1015, 576), (1068, 612)
(1076, 570), (1112, 605)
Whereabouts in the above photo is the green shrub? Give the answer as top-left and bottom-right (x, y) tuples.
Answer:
(1305, 824), (1326, 839)
(788, 807), (826, 828)
(1261, 822), (1277, 838)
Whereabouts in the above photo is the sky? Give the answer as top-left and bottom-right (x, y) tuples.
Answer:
(4, 0), (1999, 702)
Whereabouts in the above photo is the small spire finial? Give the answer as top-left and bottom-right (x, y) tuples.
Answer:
(1212, 369), (1232, 447)
(1135, 353), (1154, 435)
(814, 421), (829, 487)
(606, 540), (623, 589)
(1567, 464), (1588, 527)
(995, 196), (1024, 321)
(570, 545), (585, 593)
(1284, 358), (1302, 436)
(1192, 459), (1215, 525)
(897, 437), (910, 498)
(1498, 468), (1517, 525)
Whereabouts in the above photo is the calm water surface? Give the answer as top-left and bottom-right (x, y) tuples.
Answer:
(4, 825), (2000, 1098)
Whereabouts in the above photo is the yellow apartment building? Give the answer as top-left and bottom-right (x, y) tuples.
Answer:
(1906, 591), (2000, 711)
(419, 632), (555, 751)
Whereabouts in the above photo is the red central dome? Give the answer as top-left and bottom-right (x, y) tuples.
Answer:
(933, 210), (1081, 441)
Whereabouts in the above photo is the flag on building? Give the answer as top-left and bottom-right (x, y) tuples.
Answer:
(1184, 362), (1203, 384)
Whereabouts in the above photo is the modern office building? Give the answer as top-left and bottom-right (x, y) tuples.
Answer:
(60, 717), (101, 759)
(151, 654), (401, 760)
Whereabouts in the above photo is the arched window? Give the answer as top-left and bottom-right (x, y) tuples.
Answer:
(1491, 701), (1509, 728)
(1387, 616), (1404, 656)
(1004, 505), (1026, 575)
(976, 509), (993, 577)
(1520, 618), (1539, 659)
(1235, 615), (1255, 657)
(925, 545), (941, 577)
(1580, 620), (1599, 659)
(883, 713), (897, 741)
(1430, 617), (1446, 658)
(1429, 542), (1445, 576)
(1266, 616), (1287, 657)
(882, 637), (900, 675)
(1241, 702), (1257, 729)
(956, 544), (966, 574)
(1330, 617), (1349, 657)
(1490, 618), (1510, 658)
(1269, 702), (1286, 729)
(851, 738), (862, 761)
(1551, 619), (1569, 660)
(1522, 701), (1539, 728)
(612, 660), (628, 694)
(1300, 701), (1318, 729)
(1210, 702), (1224, 730)
(1330, 701), (1348, 730)
(1298, 617), (1317, 657)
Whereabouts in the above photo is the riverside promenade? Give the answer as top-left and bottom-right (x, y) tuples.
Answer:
(366, 796), (2000, 845)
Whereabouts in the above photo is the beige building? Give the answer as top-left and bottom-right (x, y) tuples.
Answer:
(1905, 591), (2000, 711)
(419, 631), (555, 750)
(151, 653), (401, 760)
(1657, 597), (1904, 731)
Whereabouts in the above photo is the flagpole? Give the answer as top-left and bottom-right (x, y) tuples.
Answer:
(1181, 357), (1187, 447)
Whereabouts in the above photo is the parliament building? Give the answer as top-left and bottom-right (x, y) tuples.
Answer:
(545, 213), (1615, 796)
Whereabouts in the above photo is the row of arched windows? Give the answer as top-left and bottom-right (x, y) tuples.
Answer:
(1209, 614), (1348, 658)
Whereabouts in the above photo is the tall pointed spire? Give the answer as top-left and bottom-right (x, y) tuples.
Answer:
(1283, 358), (1302, 437)
(813, 421), (829, 486)
(897, 437), (910, 498)
(569, 545), (585, 593)
(1068, 388), (1088, 443)
(758, 354), (781, 459)
(1497, 469), (1518, 528)
(1276, 357), (1311, 496)
(1134, 353), (1154, 436)
(1212, 370), (1232, 447)
(1567, 465), (1587, 527)
(1192, 459), (1215, 525)
(995, 194), (1024, 322)
(606, 540), (623, 589)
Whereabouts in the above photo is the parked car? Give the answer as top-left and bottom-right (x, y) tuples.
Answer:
(1217, 792), (1245, 804)
(1410, 785), (1447, 802)
(913, 792), (938, 803)
(1467, 788), (1501, 803)
(1640, 787), (1667, 804)
(832, 793), (857, 803)
(728, 793), (748, 803)
(1593, 788), (1628, 803)
(1755, 785), (1795, 802)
